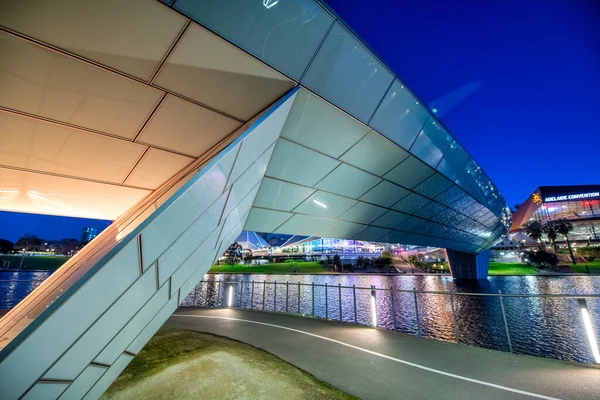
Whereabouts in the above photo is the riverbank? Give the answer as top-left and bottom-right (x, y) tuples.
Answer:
(1, 256), (597, 277)
(102, 328), (355, 400)
(208, 261), (599, 276)
(210, 261), (328, 274)
(0, 255), (67, 270)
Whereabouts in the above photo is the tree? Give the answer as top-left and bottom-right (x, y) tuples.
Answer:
(554, 218), (576, 264)
(15, 234), (42, 252)
(543, 222), (558, 252)
(523, 250), (558, 271)
(408, 255), (418, 265)
(223, 242), (242, 265)
(523, 220), (544, 250)
(333, 254), (341, 271)
(0, 238), (14, 254)
(356, 256), (365, 269)
(59, 238), (80, 255)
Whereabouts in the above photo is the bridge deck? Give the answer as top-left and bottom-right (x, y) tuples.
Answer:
(167, 308), (599, 400)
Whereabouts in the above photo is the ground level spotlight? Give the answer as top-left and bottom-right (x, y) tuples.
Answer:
(228, 285), (234, 308)
(578, 299), (600, 363)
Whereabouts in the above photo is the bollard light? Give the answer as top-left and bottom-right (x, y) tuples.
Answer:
(578, 299), (600, 364)
(228, 285), (234, 308)
(370, 286), (377, 327)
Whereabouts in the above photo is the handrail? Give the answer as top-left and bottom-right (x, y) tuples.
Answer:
(197, 280), (600, 298)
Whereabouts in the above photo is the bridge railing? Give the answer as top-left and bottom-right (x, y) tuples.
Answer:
(3, 278), (599, 364)
(180, 279), (600, 365)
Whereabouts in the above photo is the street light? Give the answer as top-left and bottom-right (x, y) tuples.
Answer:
(228, 285), (234, 308)
(578, 299), (600, 363)
(370, 285), (377, 327)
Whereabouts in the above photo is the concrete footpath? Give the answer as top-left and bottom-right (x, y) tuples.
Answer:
(167, 308), (600, 400)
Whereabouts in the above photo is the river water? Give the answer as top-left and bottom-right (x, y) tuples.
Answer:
(2, 271), (599, 364)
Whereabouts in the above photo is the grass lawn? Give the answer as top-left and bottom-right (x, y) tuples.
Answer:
(572, 260), (600, 274)
(0, 255), (68, 270)
(104, 328), (356, 399)
(209, 261), (331, 274)
(488, 262), (537, 275)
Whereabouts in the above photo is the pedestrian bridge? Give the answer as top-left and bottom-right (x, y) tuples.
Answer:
(0, 0), (513, 398)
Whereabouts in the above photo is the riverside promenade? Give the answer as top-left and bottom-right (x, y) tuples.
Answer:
(168, 308), (600, 400)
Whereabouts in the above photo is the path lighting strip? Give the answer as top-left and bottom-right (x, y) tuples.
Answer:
(228, 285), (234, 308)
(578, 299), (600, 363)
(370, 285), (377, 327)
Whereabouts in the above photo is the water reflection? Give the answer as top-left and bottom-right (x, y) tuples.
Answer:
(181, 274), (600, 364)
(2, 271), (599, 364)
(0, 271), (52, 309)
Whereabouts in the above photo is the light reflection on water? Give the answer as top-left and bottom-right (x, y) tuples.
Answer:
(0, 271), (52, 309)
(2, 271), (599, 363)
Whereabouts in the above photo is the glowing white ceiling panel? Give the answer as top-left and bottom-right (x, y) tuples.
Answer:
(0, 167), (150, 220)
(0, 111), (146, 184)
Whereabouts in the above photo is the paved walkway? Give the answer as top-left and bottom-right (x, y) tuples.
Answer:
(167, 308), (600, 400)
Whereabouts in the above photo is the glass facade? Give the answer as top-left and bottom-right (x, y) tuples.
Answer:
(512, 186), (600, 243)
(277, 237), (384, 256)
(529, 199), (600, 242)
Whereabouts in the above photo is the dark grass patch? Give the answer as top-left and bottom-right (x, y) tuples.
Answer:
(105, 328), (357, 400)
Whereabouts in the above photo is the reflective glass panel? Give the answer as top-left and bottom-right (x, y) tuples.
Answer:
(174, 0), (333, 80)
(370, 79), (430, 149)
(281, 89), (370, 158)
(340, 131), (410, 176)
(302, 23), (394, 123)
(409, 119), (452, 168)
(437, 140), (469, 181)
(384, 156), (435, 189)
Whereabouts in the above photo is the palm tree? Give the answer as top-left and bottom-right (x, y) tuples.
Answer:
(523, 220), (544, 250)
(554, 218), (576, 264)
(543, 221), (558, 252)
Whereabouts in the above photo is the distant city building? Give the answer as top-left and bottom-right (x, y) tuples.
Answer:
(80, 227), (99, 243)
(490, 236), (522, 262)
(493, 237), (519, 251)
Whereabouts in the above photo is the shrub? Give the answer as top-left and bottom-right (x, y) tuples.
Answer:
(374, 256), (393, 266)
(576, 246), (600, 259)
(522, 250), (558, 270)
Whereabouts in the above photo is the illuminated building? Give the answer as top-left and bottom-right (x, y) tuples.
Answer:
(80, 227), (99, 243)
(511, 185), (600, 244)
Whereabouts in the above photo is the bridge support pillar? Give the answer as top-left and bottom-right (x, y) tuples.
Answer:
(445, 249), (490, 279)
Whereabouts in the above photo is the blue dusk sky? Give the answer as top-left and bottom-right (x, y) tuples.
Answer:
(326, 0), (600, 206)
(0, 0), (598, 242)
